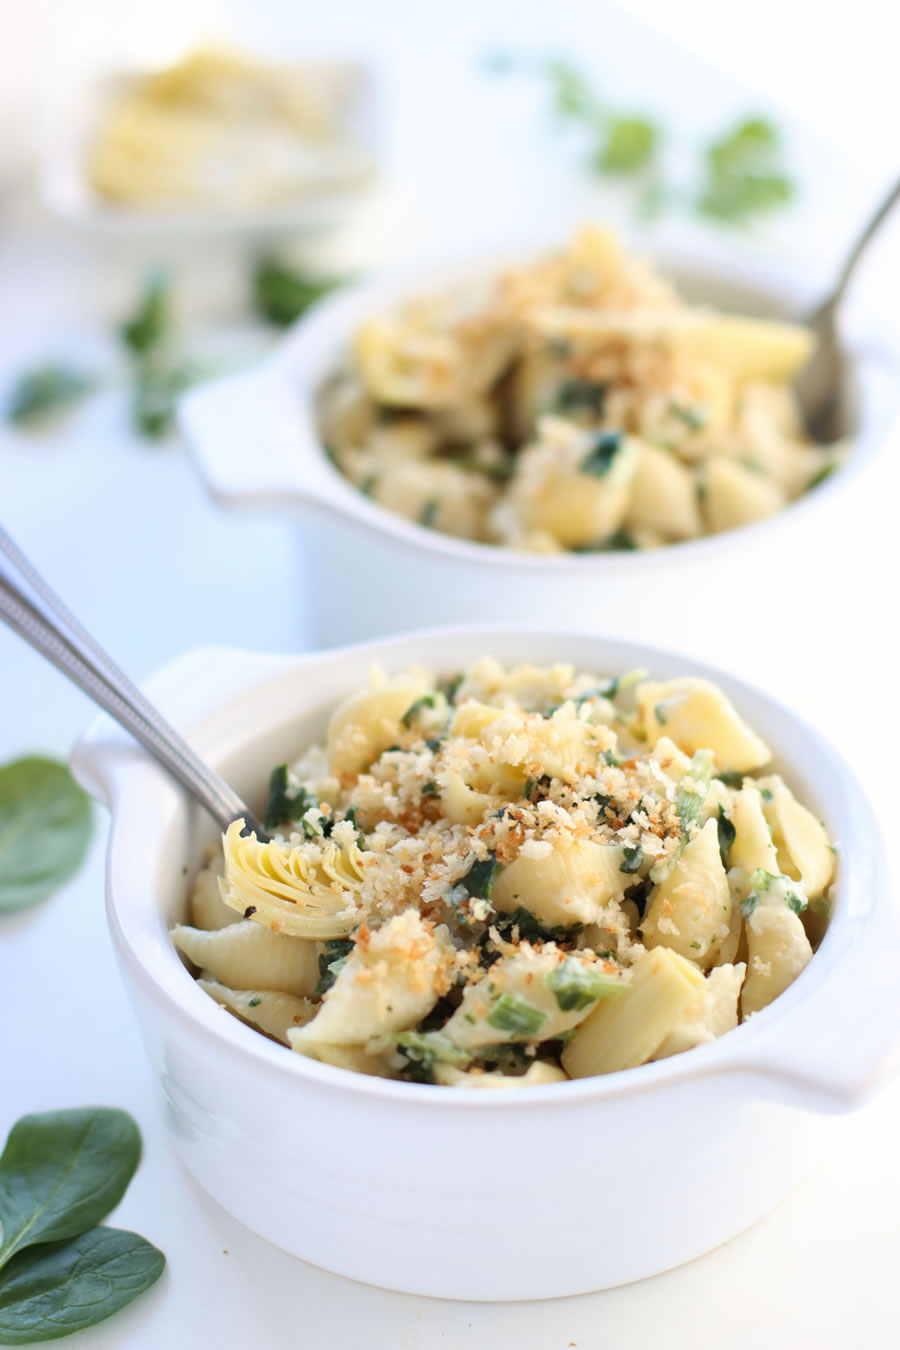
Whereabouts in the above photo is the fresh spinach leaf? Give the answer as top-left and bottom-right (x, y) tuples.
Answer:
(0, 1227), (164, 1344)
(0, 759), (92, 914)
(0, 1109), (140, 1268)
(7, 369), (96, 428)
(131, 359), (194, 439)
(120, 272), (171, 357)
(460, 853), (497, 902)
(253, 258), (343, 327)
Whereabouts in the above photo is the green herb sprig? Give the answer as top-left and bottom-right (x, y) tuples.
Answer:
(0, 1108), (164, 1343)
(489, 55), (795, 228)
(252, 257), (344, 327)
(6, 369), (97, 428)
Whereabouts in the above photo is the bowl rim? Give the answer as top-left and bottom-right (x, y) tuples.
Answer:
(183, 234), (896, 572)
(75, 624), (887, 1112)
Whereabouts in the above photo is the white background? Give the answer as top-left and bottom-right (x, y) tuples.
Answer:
(2, 2), (900, 1346)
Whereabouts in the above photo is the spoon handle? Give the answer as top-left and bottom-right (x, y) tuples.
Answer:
(821, 176), (900, 318)
(0, 525), (266, 839)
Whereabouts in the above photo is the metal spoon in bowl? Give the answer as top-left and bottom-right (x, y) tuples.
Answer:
(0, 524), (269, 840)
(795, 176), (900, 442)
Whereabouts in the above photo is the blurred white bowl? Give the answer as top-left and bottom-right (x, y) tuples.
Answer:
(180, 240), (898, 646)
(70, 626), (900, 1300)
(38, 57), (379, 236)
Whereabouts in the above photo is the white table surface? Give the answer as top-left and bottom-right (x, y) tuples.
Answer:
(3, 4), (900, 1346)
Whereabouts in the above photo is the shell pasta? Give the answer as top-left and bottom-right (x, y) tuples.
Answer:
(319, 227), (843, 554)
(173, 659), (835, 1086)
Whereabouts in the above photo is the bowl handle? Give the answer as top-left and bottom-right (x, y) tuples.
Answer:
(178, 369), (341, 510)
(70, 645), (296, 807)
(726, 895), (900, 1112)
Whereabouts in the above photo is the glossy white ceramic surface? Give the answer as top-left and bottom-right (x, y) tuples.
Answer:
(71, 629), (900, 1300)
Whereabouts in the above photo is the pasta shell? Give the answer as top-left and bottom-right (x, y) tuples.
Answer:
(197, 978), (316, 1044)
(172, 921), (319, 996)
(291, 910), (451, 1045)
(741, 906), (812, 1017)
(327, 676), (432, 776)
(637, 677), (771, 772)
(562, 947), (705, 1078)
(492, 836), (629, 927)
(643, 818), (731, 969)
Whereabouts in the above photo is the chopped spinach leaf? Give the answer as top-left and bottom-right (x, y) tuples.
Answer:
(401, 693), (438, 728)
(546, 957), (623, 1011)
(486, 993), (547, 1037)
(808, 462), (837, 491)
(715, 771), (745, 789)
(263, 765), (318, 833)
(580, 430), (623, 476)
(493, 906), (582, 946)
(441, 673), (464, 703)
(422, 780), (439, 797)
(675, 751), (713, 835)
(620, 844), (643, 874)
(553, 378), (608, 415)
(314, 939), (354, 997)
(459, 852), (497, 902)
(669, 401), (707, 431)
(717, 807), (736, 865)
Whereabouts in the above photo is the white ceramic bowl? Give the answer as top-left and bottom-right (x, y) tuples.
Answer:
(180, 244), (897, 648)
(71, 627), (900, 1301)
(39, 60), (379, 237)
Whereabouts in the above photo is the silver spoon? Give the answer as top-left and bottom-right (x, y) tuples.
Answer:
(795, 176), (900, 442)
(0, 524), (269, 841)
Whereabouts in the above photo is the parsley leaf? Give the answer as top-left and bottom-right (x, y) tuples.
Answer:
(697, 117), (793, 225)
(597, 115), (659, 173)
